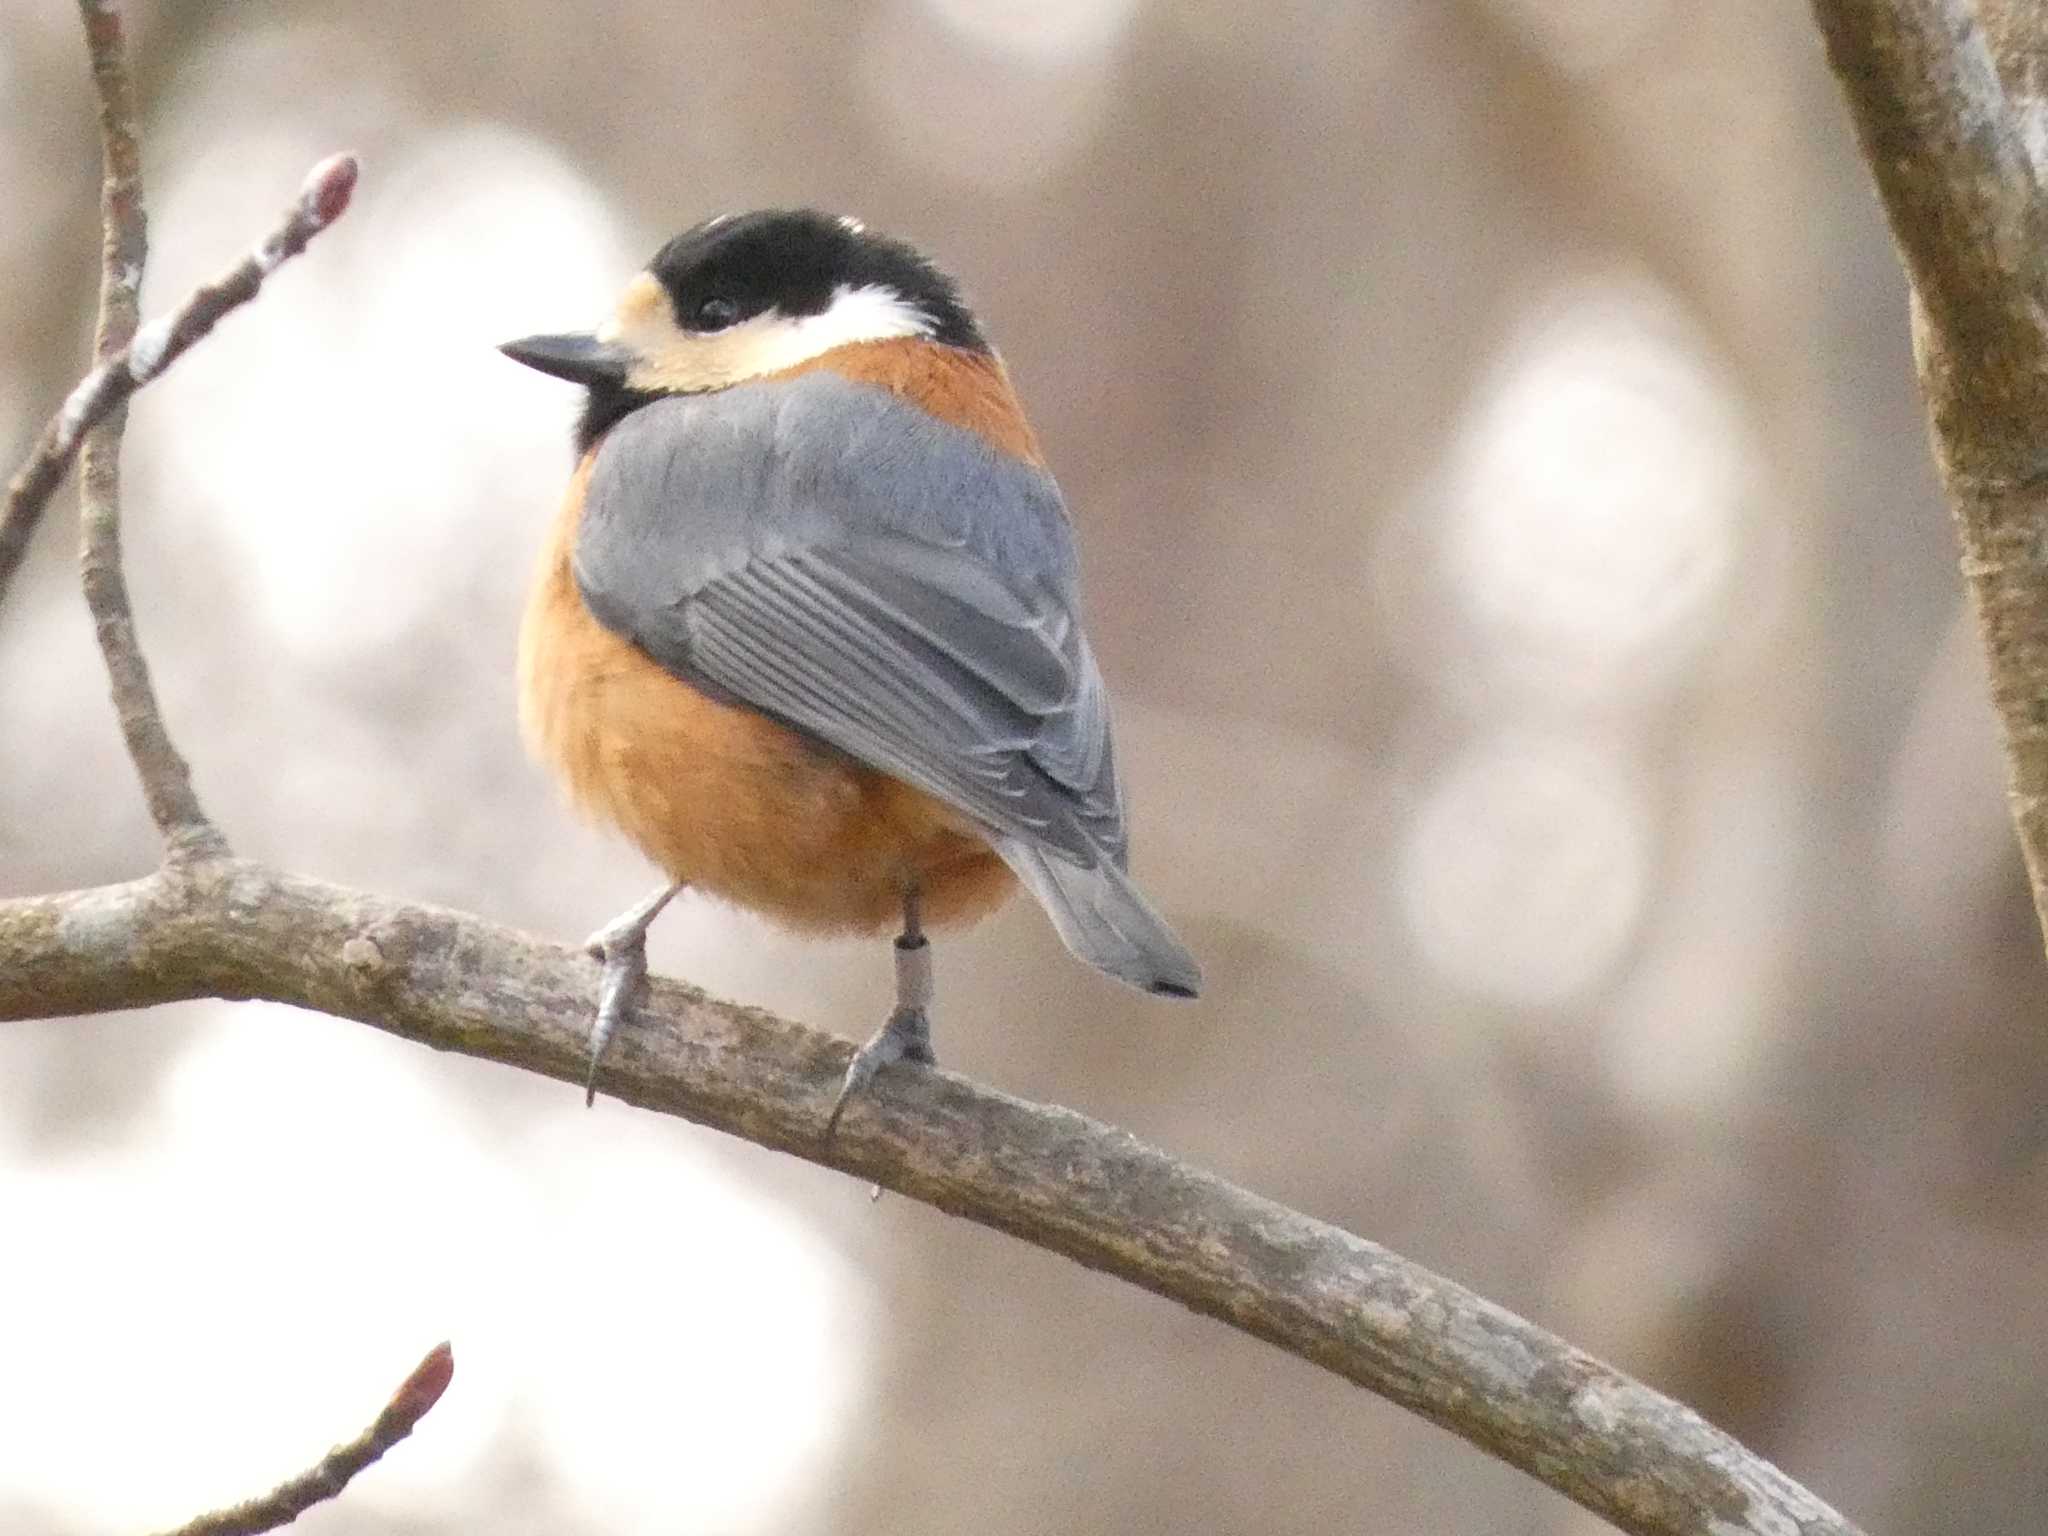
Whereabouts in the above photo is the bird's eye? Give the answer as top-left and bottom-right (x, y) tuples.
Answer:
(690, 296), (741, 332)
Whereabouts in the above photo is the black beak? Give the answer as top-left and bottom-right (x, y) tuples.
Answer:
(499, 331), (633, 386)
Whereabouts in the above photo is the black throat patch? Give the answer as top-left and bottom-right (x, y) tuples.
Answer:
(576, 382), (664, 455)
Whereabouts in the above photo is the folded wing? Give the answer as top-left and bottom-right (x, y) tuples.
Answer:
(575, 373), (1199, 994)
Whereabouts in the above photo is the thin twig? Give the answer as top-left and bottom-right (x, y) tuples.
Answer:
(0, 134), (358, 852)
(67, 0), (220, 862)
(0, 1), (142, 610)
(0, 864), (1864, 1536)
(0, 140), (358, 606)
(152, 1342), (454, 1536)
(1, 4), (147, 610)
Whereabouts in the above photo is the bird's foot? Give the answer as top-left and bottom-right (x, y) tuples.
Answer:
(826, 1003), (935, 1139)
(584, 934), (648, 1107)
(580, 883), (682, 1106)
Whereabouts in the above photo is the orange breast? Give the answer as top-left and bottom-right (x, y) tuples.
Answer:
(518, 456), (1017, 935)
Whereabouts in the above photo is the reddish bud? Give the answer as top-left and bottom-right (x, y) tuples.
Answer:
(381, 1341), (454, 1431)
(302, 153), (361, 227)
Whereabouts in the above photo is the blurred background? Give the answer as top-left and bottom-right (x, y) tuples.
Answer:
(2, 0), (2042, 1531)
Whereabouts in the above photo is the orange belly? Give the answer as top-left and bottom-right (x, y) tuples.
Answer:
(518, 458), (1016, 935)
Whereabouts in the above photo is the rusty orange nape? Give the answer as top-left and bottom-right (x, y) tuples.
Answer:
(774, 337), (1047, 468)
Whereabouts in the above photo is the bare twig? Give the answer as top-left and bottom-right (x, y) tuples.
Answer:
(67, 0), (218, 862)
(152, 1342), (454, 1536)
(0, 139), (358, 632)
(0, 3), (356, 851)
(1809, 0), (2048, 951)
(0, 865), (1864, 1536)
(0, 6), (141, 609)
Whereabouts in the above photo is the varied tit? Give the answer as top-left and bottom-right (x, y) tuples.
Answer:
(502, 209), (1200, 1126)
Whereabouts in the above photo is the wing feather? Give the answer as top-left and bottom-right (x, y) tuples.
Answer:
(576, 376), (1125, 866)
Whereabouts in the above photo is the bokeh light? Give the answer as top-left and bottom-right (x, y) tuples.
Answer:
(857, 0), (1121, 191)
(1446, 274), (1749, 705)
(1399, 734), (1652, 1008)
(131, 119), (635, 663)
(1597, 751), (1799, 1118)
(1385, 269), (1758, 713)
(917, 0), (1141, 62)
(0, 1006), (868, 1533)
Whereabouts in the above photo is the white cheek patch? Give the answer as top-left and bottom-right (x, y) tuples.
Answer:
(624, 282), (934, 393)
(785, 283), (931, 355)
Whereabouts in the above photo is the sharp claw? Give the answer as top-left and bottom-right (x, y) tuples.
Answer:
(823, 1006), (934, 1142)
(825, 1053), (881, 1140)
(583, 1014), (609, 1107)
(586, 928), (650, 1108)
(575, 884), (681, 1107)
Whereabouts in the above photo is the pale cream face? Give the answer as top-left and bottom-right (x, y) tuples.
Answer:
(598, 272), (934, 393)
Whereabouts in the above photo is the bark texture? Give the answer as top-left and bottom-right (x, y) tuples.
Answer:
(1813, 0), (2048, 950)
(0, 862), (1860, 1536)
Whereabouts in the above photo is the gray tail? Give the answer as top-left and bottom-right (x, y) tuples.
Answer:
(996, 838), (1202, 999)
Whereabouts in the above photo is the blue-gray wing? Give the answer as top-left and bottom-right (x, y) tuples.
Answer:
(574, 373), (1126, 868)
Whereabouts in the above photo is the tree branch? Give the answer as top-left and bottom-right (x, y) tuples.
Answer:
(152, 1342), (454, 1536)
(0, 864), (1862, 1536)
(1810, 0), (2048, 952)
(0, 6), (1869, 1533)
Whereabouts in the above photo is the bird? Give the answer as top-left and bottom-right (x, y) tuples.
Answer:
(501, 209), (1200, 1128)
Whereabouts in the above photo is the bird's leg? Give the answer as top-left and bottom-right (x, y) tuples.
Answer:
(582, 881), (684, 1106)
(827, 886), (936, 1137)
